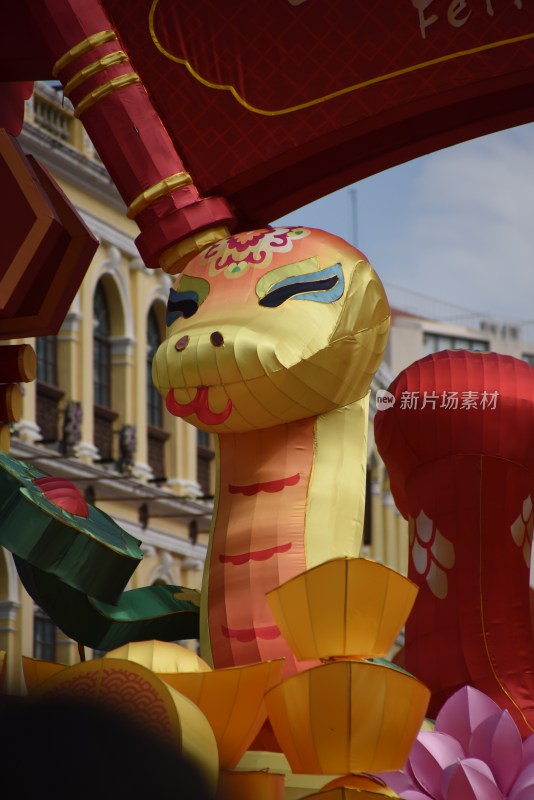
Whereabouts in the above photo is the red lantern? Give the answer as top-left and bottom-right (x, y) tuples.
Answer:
(375, 350), (534, 736)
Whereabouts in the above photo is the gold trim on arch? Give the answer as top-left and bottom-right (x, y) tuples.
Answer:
(74, 73), (141, 118)
(63, 51), (129, 97)
(149, 0), (534, 117)
(159, 226), (230, 274)
(127, 172), (193, 219)
(53, 30), (117, 77)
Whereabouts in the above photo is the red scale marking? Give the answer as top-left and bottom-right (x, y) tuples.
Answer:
(219, 541), (292, 565)
(222, 625), (281, 643)
(228, 472), (300, 495)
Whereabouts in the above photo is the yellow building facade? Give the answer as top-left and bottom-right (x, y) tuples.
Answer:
(1, 83), (215, 691)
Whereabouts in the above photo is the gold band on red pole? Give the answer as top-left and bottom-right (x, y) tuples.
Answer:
(33, 0), (235, 269)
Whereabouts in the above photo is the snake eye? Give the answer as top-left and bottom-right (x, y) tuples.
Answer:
(259, 263), (344, 308)
(166, 289), (199, 326)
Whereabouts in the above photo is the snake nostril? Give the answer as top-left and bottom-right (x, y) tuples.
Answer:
(210, 331), (224, 347)
(175, 335), (189, 352)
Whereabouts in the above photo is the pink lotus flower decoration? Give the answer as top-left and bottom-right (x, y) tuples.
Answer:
(379, 686), (534, 799)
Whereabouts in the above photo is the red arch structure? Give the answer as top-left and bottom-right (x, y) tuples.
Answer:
(0, 0), (533, 326)
(0, 0), (533, 738)
(109, 0), (534, 227)
(2, 0), (534, 226)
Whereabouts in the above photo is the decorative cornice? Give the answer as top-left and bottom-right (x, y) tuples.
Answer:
(110, 335), (136, 357)
(0, 600), (20, 622)
(132, 461), (154, 482)
(59, 310), (83, 337)
(75, 441), (100, 462)
(13, 420), (41, 444)
(383, 491), (395, 508)
(18, 123), (126, 213)
(115, 515), (208, 562)
(103, 245), (121, 272)
(128, 258), (150, 274)
(165, 478), (203, 498)
(81, 209), (138, 257)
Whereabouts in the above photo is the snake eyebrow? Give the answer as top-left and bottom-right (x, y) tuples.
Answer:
(166, 275), (210, 326)
(166, 289), (200, 325)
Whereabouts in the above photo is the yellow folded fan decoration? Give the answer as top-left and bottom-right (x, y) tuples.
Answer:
(103, 640), (284, 769)
(266, 557), (418, 661)
(33, 657), (218, 792)
(24, 640), (284, 772)
(264, 659), (429, 775)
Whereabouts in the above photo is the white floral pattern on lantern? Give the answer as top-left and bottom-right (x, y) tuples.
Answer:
(510, 495), (533, 568)
(409, 510), (455, 600)
(203, 227), (310, 278)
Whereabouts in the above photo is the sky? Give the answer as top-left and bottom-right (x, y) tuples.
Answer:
(274, 122), (534, 337)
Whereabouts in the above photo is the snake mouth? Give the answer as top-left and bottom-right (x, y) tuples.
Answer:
(165, 386), (233, 425)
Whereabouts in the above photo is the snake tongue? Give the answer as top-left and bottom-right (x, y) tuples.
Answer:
(166, 386), (232, 425)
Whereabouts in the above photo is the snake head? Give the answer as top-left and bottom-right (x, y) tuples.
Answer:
(153, 226), (390, 433)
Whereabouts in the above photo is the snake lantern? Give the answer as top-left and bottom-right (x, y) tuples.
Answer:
(0, 226), (389, 662)
(152, 226), (390, 674)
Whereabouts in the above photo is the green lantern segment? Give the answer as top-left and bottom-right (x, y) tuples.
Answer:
(0, 453), (200, 648)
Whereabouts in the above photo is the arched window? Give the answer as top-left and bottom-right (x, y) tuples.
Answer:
(93, 282), (111, 408)
(93, 282), (116, 462)
(35, 336), (63, 444)
(197, 429), (214, 497)
(147, 309), (163, 428)
(36, 336), (57, 385)
(33, 608), (57, 661)
(146, 307), (169, 479)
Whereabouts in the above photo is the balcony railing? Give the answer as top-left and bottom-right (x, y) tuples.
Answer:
(33, 92), (71, 142)
(27, 82), (103, 164)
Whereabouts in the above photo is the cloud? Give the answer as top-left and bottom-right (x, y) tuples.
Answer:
(381, 124), (534, 324)
(273, 123), (534, 335)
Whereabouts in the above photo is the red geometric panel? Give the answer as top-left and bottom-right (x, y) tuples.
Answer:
(0, 82), (34, 136)
(0, 131), (65, 319)
(0, 130), (98, 338)
(2, 2), (534, 232)
(100, 0), (534, 223)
